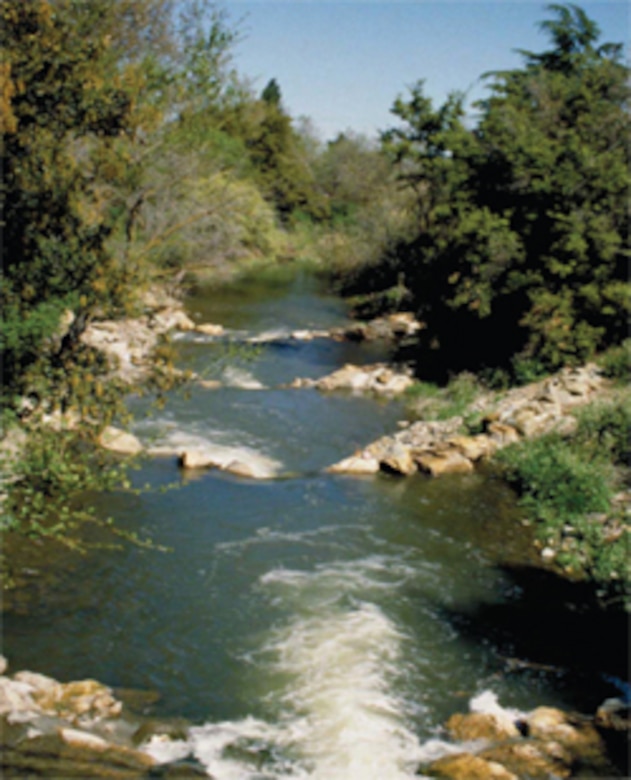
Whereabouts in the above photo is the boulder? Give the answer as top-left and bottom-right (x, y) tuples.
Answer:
(326, 453), (380, 475)
(526, 706), (605, 755)
(486, 422), (521, 446)
(98, 427), (143, 456)
(379, 443), (417, 476)
(195, 323), (224, 337)
(446, 711), (520, 742)
(178, 451), (220, 471)
(150, 308), (195, 332)
(447, 435), (496, 462)
(222, 460), (257, 479)
(415, 450), (475, 476)
(480, 741), (572, 779)
(425, 752), (517, 779)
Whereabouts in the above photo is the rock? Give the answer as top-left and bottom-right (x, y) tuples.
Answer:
(195, 322), (224, 337)
(326, 453), (381, 475)
(222, 460), (257, 479)
(197, 379), (222, 390)
(132, 719), (190, 747)
(486, 422), (521, 446)
(415, 450), (475, 476)
(151, 308), (196, 333)
(0, 676), (38, 717)
(98, 427), (143, 456)
(509, 406), (562, 438)
(595, 697), (630, 731)
(446, 712), (521, 742)
(527, 707), (605, 755)
(30, 679), (123, 722)
(178, 450), (220, 470)
(379, 443), (417, 476)
(447, 435), (496, 462)
(425, 752), (518, 779)
(480, 741), (572, 778)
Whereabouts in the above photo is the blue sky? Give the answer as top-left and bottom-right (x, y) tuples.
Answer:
(220, 1), (630, 140)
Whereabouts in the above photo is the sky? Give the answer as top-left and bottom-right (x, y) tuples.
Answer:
(219, 0), (630, 140)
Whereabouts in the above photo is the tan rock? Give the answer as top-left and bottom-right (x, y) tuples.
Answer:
(98, 426), (143, 456)
(487, 422), (521, 446)
(326, 453), (380, 475)
(480, 740), (572, 778)
(446, 711), (520, 742)
(195, 322), (224, 336)
(222, 460), (256, 479)
(379, 443), (417, 475)
(426, 752), (517, 779)
(198, 379), (222, 390)
(447, 435), (496, 462)
(527, 706), (605, 754)
(178, 450), (220, 470)
(415, 450), (474, 476)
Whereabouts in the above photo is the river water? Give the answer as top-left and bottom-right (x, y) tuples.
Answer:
(2, 272), (619, 778)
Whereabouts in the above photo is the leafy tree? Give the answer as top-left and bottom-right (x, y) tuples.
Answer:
(261, 78), (282, 107)
(379, 4), (630, 376)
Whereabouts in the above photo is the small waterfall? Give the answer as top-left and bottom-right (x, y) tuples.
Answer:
(143, 557), (433, 778)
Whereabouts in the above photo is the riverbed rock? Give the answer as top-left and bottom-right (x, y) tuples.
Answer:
(151, 308), (196, 333)
(446, 434), (497, 462)
(195, 322), (225, 337)
(425, 752), (518, 779)
(415, 449), (475, 476)
(526, 706), (605, 756)
(291, 363), (413, 396)
(326, 452), (381, 474)
(98, 427), (144, 456)
(479, 740), (572, 778)
(379, 442), (418, 475)
(445, 711), (521, 742)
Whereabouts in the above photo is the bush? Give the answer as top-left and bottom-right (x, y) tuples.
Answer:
(573, 394), (631, 465)
(597, 339), (631, 382)
(496, 434), (613, 524)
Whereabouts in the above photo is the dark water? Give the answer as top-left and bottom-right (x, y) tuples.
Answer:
(2, 272), (623, 778)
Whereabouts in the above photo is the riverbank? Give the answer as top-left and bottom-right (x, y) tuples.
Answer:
(1, 655), (628, 779)
(1, 273), (628, 779)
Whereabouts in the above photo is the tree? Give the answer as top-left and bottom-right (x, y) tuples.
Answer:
(381, 4), (630, 377)
(261, 78), (282, 107)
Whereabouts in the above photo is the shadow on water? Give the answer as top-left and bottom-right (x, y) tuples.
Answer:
(440, 565), (631, 775)
(441, 564), (629, 707)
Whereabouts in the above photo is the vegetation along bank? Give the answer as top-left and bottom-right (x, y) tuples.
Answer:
(0, 2), (629, 776)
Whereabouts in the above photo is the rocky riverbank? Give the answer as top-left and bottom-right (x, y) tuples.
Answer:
(2, 656), (627, 779)
(0, 656), (205, 778)
(420, 691), (629, 779)
(326, 363), (605, 477)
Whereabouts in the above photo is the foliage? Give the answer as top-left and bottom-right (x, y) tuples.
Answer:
(361, 4), (631, 378)
(405, 371), (484, 421)
(596, 339), (631, 383)
(495, 390), (631, 600)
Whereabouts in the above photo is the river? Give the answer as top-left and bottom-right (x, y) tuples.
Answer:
(2, 271), (621, 778)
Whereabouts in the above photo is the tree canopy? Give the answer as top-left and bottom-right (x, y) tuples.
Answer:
(376, 3), (630, 378)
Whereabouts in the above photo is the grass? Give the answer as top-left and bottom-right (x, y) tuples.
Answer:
(494, 390), (630, 605)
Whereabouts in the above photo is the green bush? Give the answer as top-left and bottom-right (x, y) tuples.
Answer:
(496, 434), (613, 523)
(573, 395), (631, 465)
(597, 339), (631, 382)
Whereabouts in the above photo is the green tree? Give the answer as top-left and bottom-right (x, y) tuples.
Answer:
(380, 4), (630, 376)
(261, 78), (282, 107)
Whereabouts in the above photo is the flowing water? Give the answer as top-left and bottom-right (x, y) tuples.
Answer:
(2, 272), (619, 778)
